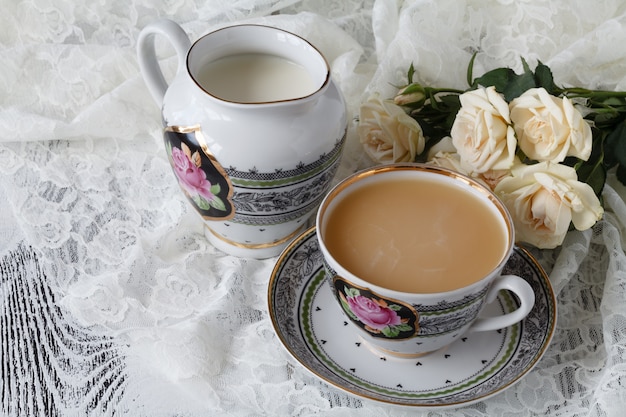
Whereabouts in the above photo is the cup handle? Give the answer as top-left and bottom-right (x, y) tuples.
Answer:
(469, 275), (535, 333)
(137, 18), (191, 108)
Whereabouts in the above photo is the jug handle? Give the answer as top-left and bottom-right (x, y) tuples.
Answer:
(137, 19), (191, 108)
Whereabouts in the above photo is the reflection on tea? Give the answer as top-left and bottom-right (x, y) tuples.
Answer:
(194, 53), (316, 103)
(323, 177), (508, 293)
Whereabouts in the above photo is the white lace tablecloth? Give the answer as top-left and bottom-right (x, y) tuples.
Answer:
(2, 1), (626, 416)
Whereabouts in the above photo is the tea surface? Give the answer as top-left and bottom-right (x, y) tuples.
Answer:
(195, 53), (316, 103)
(323, 177), (508, 293)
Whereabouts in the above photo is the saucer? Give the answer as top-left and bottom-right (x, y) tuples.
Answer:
(268, 226), (556, 409)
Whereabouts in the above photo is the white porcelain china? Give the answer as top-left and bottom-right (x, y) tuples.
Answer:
(315, 164), (536, 356)
(268, 227), (556, 408)
(137, 19), (347, 258)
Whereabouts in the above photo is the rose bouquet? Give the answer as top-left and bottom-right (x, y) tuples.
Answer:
(358, 56), (626, 249)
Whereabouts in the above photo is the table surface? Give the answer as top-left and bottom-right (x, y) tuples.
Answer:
(2, 1), (626, 416)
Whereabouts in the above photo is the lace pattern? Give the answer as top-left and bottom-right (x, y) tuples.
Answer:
(1, 0), (626, 415)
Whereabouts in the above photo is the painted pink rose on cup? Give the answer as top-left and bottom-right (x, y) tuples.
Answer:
(171, 146), (215, 202)
(346, 295), (402, 331)
(337, 283), (416, 338)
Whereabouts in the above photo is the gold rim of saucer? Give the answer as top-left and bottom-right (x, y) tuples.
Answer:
(267, 226), (557, 408)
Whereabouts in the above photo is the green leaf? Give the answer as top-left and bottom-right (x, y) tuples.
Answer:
(471, 59), (551, 101)
(582, 162), (607, 198)
(603, 120), (626, 188)
(210, 183), (221, 195)
(428, 93), (461, 116)
(407, 63), (415, 84)
(381, 326), (400, 338)
(394, 323), (414, 332)
(340, 299), (358, 321)
(604, 120), (626, 170)
(345, 287), (360, 298)
(520, 56), (532, 74)
(388, 304), (402, 311)
(466, 52), (478, 86)
(601, 97), (626, 107)
(533, 60), (558, 94)
(592, 109), (623, 129)
(193, 195), (211, 210)
(210, 196), (227, 212)
(502, 70), (536, 101)
(471, 67), (516, 91)
(439, 93), (462, 110)
(616, 165), (626, 186)
(401, 84), (424, 95)
(415, 135), (445, 163)
(572, 129), (605, 194)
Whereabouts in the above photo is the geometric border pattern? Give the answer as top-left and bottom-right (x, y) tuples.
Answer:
(268, 226), (556, 408)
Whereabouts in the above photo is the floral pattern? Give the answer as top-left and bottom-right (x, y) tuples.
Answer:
(358, 93), (425, 163)
(450, 86), (517, 173)
(269, 228), (555, 407)
(164, 126), (235, 220)
(170, 142), (227, 212)
(510, 87), (592, 163)
(334, 277), (417, 339)
(358, 58), (609, 249)
(495, 161), (604, 249)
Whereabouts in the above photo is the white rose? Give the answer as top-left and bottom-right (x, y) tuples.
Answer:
(428, 150), (469, 175)
(428, 151), (490, 189)
(426, 136), (457, 160)
(426, 137), (471, 177)
(358, 93), (425, 164)
(427, 136), (514, 190)
(475, 167), (514, 191)
(450, 86), (516, 173)
(494, 161), (603, 249)
(509, 87), (592, 163)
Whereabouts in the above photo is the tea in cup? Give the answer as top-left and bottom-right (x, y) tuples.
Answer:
(316, 163), (535, 357)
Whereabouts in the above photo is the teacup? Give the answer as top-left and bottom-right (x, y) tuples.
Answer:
(315, 163), (535, 357)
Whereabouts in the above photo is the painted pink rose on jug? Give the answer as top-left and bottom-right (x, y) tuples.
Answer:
(166, 139), (229, 213)
(171, 146), (215, 202)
